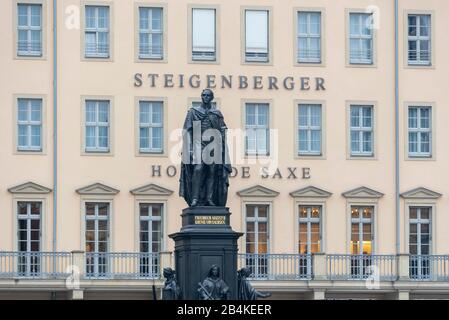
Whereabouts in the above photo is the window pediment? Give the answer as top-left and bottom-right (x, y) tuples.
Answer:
(8, 182), (52, 194)
(76, 183), (119, 195)
(130, 183), (173, 196)
(401, 187), (442, 199)
(290, 186), (332, 198)
(342, 186), (384, 199)
(237, 185), (279, 198)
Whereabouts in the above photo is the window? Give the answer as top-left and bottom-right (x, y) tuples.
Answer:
(350, 206), (373, 255)
(85, 6), (110, 58)
(298, 205), (320, 277)
(192, 8), (216, 61)
(350, 105), (373, 156)
(139, 203), (162, 277)
(297, 12), (321, 63)
(139, 101), (163, 154)
(245, 103), (269, 156)
(409, 207), (431, 279)
(298, 104), (322, 156)
(408, 14), (431, 66)
(408, 106), (431, 157)
(17, 98), (42, 152)
(245, 10), (269, 62)
(85, 203), (109, 277)
(298, 206), (321, 254)
(139, 7), (163, 59)
(17, 3), (42, 56)
(349, 13), (373, 64)
(245, 204), (269, 278)
(350, 206), (373, 279)
(85, 100), (110, 153)
(17, 202), (41, 277)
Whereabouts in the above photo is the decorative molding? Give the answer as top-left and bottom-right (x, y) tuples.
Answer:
(237, 185), (280, 198)
(342, 186), (384, 199)
(401, 187), (442, 199)
(130, 183), (174, 196)
(76, 183), (119, 195)
(8, 182), (52, 194)
(290, 186), (332, 198)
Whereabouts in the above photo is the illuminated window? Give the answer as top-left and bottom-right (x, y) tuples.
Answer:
(298, 206), (321, 254)
(350, 206), (373, 255)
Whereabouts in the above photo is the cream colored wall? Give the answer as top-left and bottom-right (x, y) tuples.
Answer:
(399, 0), (449, 254)
(0, 0), (447, 256)
(0, 0), (54, 251)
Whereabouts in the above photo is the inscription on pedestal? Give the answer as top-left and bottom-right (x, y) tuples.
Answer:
(194, 215), (226, 225)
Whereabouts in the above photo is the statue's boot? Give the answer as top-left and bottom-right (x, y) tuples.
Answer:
(206, 178), (216, 206)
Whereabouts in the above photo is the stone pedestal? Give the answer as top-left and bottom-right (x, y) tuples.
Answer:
(169, 206), (243, 300)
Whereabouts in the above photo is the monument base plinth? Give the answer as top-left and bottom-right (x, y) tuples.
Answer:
(169, 206), (243, 300)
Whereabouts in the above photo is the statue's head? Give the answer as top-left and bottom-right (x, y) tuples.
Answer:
(201, 89), (214, 105)
(163, 267), (175, 279)
(238, 267), (252, 278)
(208, 265), (220, 278)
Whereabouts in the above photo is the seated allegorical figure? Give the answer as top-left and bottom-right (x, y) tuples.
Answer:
(237, 267), (272, 300)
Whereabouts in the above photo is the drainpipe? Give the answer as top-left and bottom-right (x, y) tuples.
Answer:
(394, 0), (400, 255)
(52, 0), (58, 256)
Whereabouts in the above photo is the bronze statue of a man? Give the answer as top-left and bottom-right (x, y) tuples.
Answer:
(179, 89), (232, 207)
(198, 265), (229, 300)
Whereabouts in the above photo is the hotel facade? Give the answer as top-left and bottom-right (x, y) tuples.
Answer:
(1, 0), (449, 300)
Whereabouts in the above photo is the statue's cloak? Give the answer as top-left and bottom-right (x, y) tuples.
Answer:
(179, 106), (232, 206)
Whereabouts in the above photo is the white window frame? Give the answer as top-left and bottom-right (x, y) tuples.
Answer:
(298, 104), (322, 156)
(298, 205), (322, 254)
(350, 206), (374, 255)
(84, 202), (110, 277)
(407, 14), (431, 66)
(350, 105), (374, 157)
(139, 101), (164, 154)
(191, 8), (216, 61)
(297, 11), (321, 63)
(138, 7), (163, 60)
(17, 98), (42, 152)
(16, 201), (43, 277)
(17, 3), (42, 57)
(245, 103), (270, 156)
(85, 100), (110, 153)
(244, 9), (269, 63)
(349, 12), (373, 65)
(408, 106), (432, 158)
(138, 203), (163, 254)
(84, 5), (110, 58)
